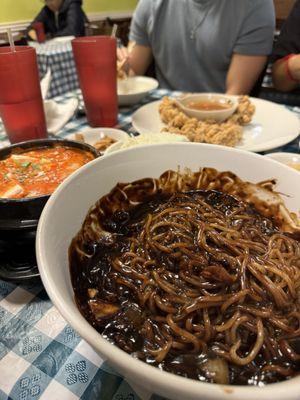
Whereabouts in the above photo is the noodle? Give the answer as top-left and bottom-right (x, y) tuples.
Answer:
(70, 172), (300, 386)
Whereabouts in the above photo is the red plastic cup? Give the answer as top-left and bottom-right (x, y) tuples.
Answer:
(72, 36), (118, 127)
(32, 22), (46, 43)
(0, 46), (47, 144)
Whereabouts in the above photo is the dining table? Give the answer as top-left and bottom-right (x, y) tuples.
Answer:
(0, 88), (299, 400)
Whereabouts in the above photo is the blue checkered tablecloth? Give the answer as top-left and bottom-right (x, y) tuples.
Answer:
(0, 88), (299, 152)
(29, 40), (79, 99)
(0, 281), (157, 400)
(0, 89), (300, 400)
(0, 89), (169, 148)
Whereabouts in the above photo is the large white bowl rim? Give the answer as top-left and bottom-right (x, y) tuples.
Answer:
(36, 143), (300, 400)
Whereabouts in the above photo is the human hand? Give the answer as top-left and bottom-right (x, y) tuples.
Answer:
(117, 47), (129, 79)
(117, 42), (136, 79)
(28, 29), (37, 41)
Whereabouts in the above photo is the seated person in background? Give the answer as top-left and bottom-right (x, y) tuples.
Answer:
(27, 0), (86, 40)
(272, 0), (300, 92)
(118, 0), (275, 95)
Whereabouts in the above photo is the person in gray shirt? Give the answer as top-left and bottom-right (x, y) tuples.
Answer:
(119, 0), (275, 94)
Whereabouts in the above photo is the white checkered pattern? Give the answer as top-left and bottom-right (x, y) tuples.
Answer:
(0, 282), (150, 400)
(30, 40), (79, 99)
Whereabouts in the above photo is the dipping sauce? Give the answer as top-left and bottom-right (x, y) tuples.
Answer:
(0, 146), (94, 199)
(187, 100), (232, 111)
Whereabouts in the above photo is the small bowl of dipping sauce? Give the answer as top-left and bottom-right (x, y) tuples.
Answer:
(176, 93), (238, 122)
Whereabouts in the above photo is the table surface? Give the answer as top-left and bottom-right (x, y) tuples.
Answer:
(1, 88), (300, 150)
(0, 89), (300, 400)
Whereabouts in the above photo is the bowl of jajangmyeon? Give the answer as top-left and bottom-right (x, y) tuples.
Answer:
(36, 143), (300, 400)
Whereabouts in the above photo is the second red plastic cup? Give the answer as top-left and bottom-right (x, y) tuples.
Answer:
(72, 36), (118, 127)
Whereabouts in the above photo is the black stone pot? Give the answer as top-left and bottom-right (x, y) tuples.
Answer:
(0, 138), (98, 231)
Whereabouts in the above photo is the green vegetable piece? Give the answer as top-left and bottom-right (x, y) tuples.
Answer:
(21, 162), (31, 168)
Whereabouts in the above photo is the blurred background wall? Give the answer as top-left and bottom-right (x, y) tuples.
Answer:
(0, 0), (138, 23)
(0, 0), (296, 26)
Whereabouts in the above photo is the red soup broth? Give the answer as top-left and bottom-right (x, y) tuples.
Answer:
(0, 146), (94, 199)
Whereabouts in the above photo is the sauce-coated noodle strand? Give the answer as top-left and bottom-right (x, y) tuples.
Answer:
(71, 190), (300, 385)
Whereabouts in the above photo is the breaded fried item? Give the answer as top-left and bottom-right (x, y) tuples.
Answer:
(159, 96), (255, 147)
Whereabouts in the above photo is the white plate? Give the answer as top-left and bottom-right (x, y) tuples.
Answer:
(104, 132), (189, 155)
(266, 152), (300, 170)
(66, 127), (128, 147)
(131, 98), (300, 152)
(118, 76), (159, 106)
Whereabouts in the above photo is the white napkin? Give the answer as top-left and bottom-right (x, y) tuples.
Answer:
(44, 98), (79, 135)
(40, 69), (78, 134)
(41, 69), (51, 100)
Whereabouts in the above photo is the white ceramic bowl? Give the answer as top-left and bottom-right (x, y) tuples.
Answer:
(36, 143), (300, 400)
(266, 152), (300, 171)
(176, 93), (238, 122)
(117, 76), (159, 106)
(66, 127), (128, 149)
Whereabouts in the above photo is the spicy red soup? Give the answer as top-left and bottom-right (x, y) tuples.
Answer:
(0, 146), (94, 199)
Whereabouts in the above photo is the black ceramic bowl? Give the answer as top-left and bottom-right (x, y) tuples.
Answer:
(0, 138), (98, 231)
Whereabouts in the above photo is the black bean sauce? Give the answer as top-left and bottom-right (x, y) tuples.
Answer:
(69, 190), (300, 385)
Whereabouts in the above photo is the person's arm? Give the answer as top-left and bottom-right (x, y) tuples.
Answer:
(226, 54), (267, 95)
(227, 0), (275, 95)
(54, 3), (85, 37)
(26, 7), (48, 40)
(270, 1), (300, 92)
(272, 55), (300, 92)
(117, 42), (153, 76)
(118, 0), (153, 76)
